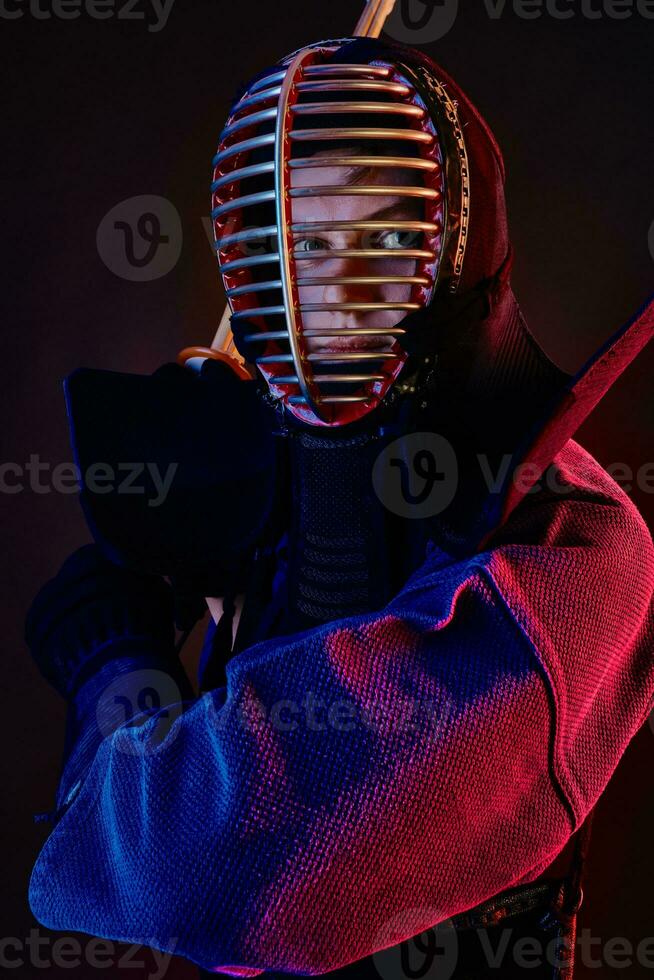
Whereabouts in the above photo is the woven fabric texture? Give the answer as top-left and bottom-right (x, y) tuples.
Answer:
(28, 439), (654, 976)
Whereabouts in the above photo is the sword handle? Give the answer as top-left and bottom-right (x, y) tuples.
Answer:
(353, 0), (397, 38)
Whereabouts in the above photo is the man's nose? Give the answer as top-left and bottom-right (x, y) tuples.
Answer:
(318, 257), (381, 308)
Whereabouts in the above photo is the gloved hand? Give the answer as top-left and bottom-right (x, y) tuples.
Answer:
(25, 543), (196, 822)
(64, 358), (281, 598)
(24, 543), (184, 701)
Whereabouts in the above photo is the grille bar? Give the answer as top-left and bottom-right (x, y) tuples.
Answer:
(289, 155), (439, 172)
(221, 107), (278, 140)
(289, 127), (434, 144)
(300, 301), (420, 312)
(219, 252), (281, 272)
(215, 225), (277, 248)
(212, 133), (275, 167)
(303, 64), (391, 77)
(211, 190), (276, 219)
(291, 102), (424, 118)
(289, 185), (439, 200)
(275, 50), (318, 414)
(301, 327), (407, 336)
(231, 305), (286, 318)
(243, 327), (406, 341)
(306, 351), (401, 361)
(274, 373), (384, 383)
(235, 87), (283, 111)
(296, 275), (429, 286)
(289, 394), (371, 404)
(243, 331), (289, 341)
(293, 247), (436, 261)
(227, 280), (283, 297)
(249, 70), (287, 94)
(296, 80), (411, 95)
(211, 161), (275, 191)
(291, 219), (440, 233)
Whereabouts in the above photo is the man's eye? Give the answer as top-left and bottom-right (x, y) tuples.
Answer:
(373, 229), (418, 250)
(293, 238), (327, 253)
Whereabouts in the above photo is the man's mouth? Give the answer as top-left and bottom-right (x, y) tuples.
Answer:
(305, 332), (397, 354)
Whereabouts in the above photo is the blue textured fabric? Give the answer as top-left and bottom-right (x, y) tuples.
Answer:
(27, 441), (654, 977)
(55, 647), (196, 816)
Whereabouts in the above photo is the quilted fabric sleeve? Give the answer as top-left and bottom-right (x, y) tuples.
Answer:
(488, 440), (654, 832)
(28, 444), (654, 976)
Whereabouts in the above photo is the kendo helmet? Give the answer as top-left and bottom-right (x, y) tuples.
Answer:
(180, 1), (511, 429)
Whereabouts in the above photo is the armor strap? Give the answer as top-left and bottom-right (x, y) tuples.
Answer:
(555, 808), (595, 922)
(450, 810), (594, 932)
(446, 810), (595, 979)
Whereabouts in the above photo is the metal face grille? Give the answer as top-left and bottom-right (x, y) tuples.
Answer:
(212, 44), (445, 427)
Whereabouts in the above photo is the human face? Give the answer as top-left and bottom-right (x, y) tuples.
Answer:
(290, 159), (423, 356)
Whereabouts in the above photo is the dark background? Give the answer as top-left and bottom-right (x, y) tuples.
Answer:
(2, 0), (653, 977)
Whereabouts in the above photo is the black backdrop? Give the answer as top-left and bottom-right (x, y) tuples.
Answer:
(2, 1), (654, 977)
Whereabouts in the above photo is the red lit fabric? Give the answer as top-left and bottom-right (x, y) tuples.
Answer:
(27, 34), (654, 979)
(28, 440), (654, 975)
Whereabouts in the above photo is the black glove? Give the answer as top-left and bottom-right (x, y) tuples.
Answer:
(63, 358), (280, 598)
(24, 543), (189, 701)
(25, 544), (196, 822)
